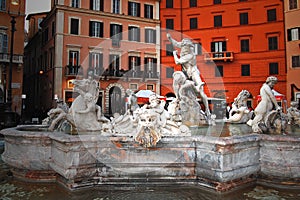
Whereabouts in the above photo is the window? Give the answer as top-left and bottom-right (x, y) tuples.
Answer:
(166, 67), (174, 78)
(214, 0), (221, 4)
(71, 0), (79, 8)
(289, 0), (298, 10)
(241, 64), (250, 76)
(128, 26), (140, 42)
(110, 24), (122, 47)
(145, 29), (156, 44)
(292, 56), (300, 67)
(112, 0), (120, 14)
(190, 0), (197, 7)
(89, 21), (103, 37)
(166, 0), (173, 8)
(0, 0), (6, 11)
(240, 13), (248, 25)
(90, 0), (104, 11)
(166, 44), (173, 56)
(38, 18), (43, 29)
(190, 18), (198, 29)
(129, 83), (138, 90)
(147, 84), (154, 91)
(268, 36), (278, 50)
(166, 19), (174, 30)
(144, 57), (157, 78)
(287, 28), (300, 41)
(128, 2), (140, 17)
(241, 39), (249, 52)
(69, 51), (79, 66)
(51, 21), (55, 37)
(70, 18), (79, 35)
(109, 54), (120, 76)
(0, 33), (8, 53)
(215, 66), (223, 77)
(43, 28), (49, 44)
(89, 52), (103, 75)
(267, 9), (276, 22)
(211, 41), (226, 53)
(214, 15), (222, 27)
(194, 43), (202, 55)
(129, 56), (141, 77)
(144, 4), (153, 19)
(269, 62), (278, 75)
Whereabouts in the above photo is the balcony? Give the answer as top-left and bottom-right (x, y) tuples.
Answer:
(65, 65), (81, 77)
(204, 52), (234, 62)
(0, 53), (23, 64)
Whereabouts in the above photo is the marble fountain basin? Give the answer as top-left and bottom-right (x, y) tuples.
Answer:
(1, 123), (300, 192)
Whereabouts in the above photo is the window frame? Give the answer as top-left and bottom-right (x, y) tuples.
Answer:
(241, 64), (250, 76)
(128, 26), (140, 42)
(145, 28), (156, 44)
(239, 12), (248, 25)
(190, 17), (198, 30)
(190, 0), (197, 7)
(166, 0), (173, 8)
(215, 65), (224, 77)
(166, 19), (174, 30)
(289, 0), (298, 10)
(89, 21), (104, 38)
(267, 8), (277, 22)
(292, 55), (300, 68)
(240, 39), (250, 52)
(71, 0), (80, 8)
(269, 62), (279, 75)
(70, 18), (80, 35)
(128, 1), (140, 17)
(268, 36), (278, 50)
(214, 15), (222, 27)
(144, 4), (153, 19)
(112, 0), (121, 14)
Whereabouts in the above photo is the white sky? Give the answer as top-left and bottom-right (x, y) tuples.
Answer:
(25, 0), (51, 31)
(26, 0), (51, 14)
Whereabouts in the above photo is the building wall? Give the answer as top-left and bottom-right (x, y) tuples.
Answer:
(160, 0), (286, 108)
(284, 0), (300, 106)
(40, 0), (160, 116)
(0, 0), (26, 114)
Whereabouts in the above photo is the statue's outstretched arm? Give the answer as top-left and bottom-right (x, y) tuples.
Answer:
(167, 33), (182, 48)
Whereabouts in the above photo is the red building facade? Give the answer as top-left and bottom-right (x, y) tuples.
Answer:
(30, 0), (161, 116)
(160, 0), (286, 108)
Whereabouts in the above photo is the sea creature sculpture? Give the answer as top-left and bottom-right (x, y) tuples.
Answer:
(226, 90), (253, 123)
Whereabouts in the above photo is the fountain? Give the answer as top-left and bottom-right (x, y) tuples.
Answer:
(1, 35), (300, 193)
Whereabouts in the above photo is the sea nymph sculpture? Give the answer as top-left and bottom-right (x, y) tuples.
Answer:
(247, 76), (287, 134)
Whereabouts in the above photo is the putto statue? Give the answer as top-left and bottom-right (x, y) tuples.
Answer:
(247, 76), (287, 134)
(226, 90), (253, 124)
(287, 101), (300, 127)
(167, 33), (211, 125)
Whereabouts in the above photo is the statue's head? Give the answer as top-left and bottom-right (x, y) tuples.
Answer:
(181, 38), (194, 47)
(139, 110), (157, 128)
(87, 71), (94, 79)
(266, 76), (278, 84)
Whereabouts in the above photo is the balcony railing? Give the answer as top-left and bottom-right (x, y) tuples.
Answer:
(204, 51), (234, 62)
(65, 65), (81, 76)
(0, 53), (23, 64)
